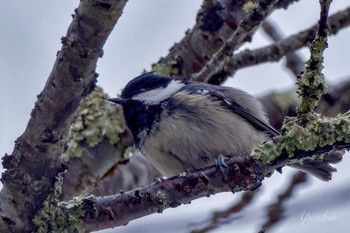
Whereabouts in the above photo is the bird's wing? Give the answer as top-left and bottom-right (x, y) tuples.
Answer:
(208, 89), (280, 137)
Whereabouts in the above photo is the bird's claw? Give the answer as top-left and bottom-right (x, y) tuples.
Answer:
(215, 154), (230, 175)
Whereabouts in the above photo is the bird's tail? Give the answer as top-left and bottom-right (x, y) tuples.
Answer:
(289, 150), (344, 181)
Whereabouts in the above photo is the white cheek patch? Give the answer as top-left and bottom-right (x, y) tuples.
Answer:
(132, 80), (185, 104)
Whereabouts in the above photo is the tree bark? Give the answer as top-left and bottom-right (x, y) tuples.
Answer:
(0, 1), (127, 231)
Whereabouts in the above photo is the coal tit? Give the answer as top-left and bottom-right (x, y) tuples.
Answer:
(109, 73), (339, 180)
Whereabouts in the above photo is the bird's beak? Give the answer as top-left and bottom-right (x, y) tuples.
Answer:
(108, 97), (127, 105)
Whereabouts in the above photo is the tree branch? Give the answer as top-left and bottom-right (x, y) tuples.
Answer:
(79, 155), (265, 232)
(152, 0), (299, 80)
(296, 0), (331, 118)
(258, 171), (308, 232)
(190, 190), (260, 233)
(262, 20), (305, 77)
(193, 0), (280, 82)
(209, 6), (350, 84)
(0, 1), (127, 232)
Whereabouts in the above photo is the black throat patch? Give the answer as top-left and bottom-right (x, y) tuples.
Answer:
(122, 100), (163, 147)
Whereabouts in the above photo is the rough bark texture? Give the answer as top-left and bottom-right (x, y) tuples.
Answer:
(82, 154), (265, 232)
(60, 134), (133, 201)
(153, 0), (299, 80)
(0, 0), (127, 232)
(193, 0), (280, 82)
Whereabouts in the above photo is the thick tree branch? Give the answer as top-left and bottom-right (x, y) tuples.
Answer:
(0, 1), (127, 232)
(80, 155), (265, 232)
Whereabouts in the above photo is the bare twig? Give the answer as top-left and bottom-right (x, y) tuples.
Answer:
(262, 20), (305, 77)
(318, 0), (333, 38)
(190, 190), (260, 233)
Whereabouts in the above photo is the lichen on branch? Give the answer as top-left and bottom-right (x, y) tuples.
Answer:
(252, 0), (347, 165)
(62, 86), (126, 162)
(296, 0), (332, 118)
(296, 36), (328, 118)
(252, 112), (350, 164)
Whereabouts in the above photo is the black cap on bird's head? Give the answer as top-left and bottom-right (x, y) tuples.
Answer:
(108, 73), (185, 106)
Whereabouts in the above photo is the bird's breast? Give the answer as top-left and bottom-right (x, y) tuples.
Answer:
(140, 94), (267, 177)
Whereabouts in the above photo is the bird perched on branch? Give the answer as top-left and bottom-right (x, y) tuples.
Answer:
(109, 73), (341, 180)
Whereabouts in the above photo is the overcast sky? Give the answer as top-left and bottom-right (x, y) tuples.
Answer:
(1, 1), (350, 233)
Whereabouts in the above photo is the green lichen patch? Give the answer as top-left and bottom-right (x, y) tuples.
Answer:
(62, 86), (125, 161)
(151, 59), (180, 77)
(252, 112), (350, 165)
(296, 35), (328, 117)
(34, 195), (88, 233)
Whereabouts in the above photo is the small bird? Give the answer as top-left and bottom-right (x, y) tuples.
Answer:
(109, 73), (340, 180)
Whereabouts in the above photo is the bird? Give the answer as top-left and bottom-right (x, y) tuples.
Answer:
(109, 73), (341, 180)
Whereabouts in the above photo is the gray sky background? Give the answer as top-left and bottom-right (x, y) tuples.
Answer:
(1, 1), (350, 233)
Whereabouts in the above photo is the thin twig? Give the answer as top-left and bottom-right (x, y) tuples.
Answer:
(262, 20), (305, 77)
(190, 190), (260, 233)
(258, 171), (308, 232)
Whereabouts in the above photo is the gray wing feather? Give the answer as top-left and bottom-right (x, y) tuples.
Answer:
(209, 89), (280, 137)
(185, 83), (280, 137)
